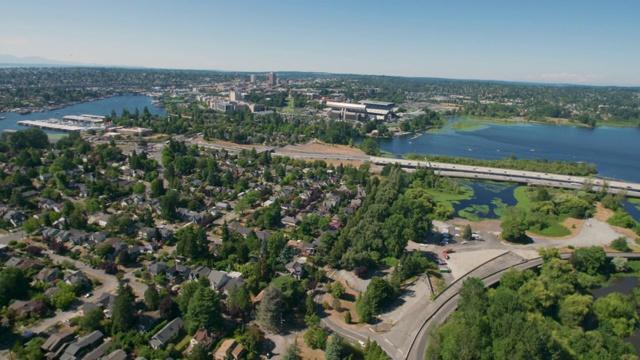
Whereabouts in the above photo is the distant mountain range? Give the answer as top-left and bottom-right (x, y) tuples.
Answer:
(0, 54), (88, 67)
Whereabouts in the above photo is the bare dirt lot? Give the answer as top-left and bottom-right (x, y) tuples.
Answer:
(280, 140), (368, 157)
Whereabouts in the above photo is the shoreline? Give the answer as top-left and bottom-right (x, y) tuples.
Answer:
(453, 115), (638, 129)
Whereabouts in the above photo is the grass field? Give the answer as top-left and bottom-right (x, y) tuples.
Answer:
(448, 121), (487, 132)
(512, 186), (572, 237)
(512, 186), (534, 210)
(46, 133), (68, 140)
(379, 150), (396, 158)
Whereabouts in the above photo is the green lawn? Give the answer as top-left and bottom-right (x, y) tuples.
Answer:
(448, 121), (487, 132)
(529, 220), (572, 237)
(513, 186), (534, 211)
(512, 186), (572, 237)
(47, 133), (68, 140)
(379, 150), (396, 158)
(174, 335), (191, 352)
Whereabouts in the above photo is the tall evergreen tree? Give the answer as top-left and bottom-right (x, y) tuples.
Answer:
(255, 285), (283, 333)
(144, 284), (160, 311)
(112, 284), (135, 334)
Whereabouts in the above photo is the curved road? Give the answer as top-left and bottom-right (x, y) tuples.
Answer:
(317, 252), (640, 360)
(407, 252), (640, 360)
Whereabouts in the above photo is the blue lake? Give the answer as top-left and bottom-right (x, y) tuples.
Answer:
(0, 95), (166, 134)
(379, 119), (640, 183)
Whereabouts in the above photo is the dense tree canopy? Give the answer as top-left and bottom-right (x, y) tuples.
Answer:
(427, 248), (636, 360)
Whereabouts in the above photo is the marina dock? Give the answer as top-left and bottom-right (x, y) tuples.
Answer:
(17, 119), (88, 132)
(17, 114), (106, 132)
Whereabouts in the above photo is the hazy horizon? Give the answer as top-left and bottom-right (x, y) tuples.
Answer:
(1, 0), (639, 86)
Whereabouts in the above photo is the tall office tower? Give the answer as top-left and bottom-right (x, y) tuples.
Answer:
(268, 72), (277, 86)
(229, 90), (241, 102)
(250, 74), (255, 83)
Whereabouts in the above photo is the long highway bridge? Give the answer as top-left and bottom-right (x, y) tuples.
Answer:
(370, 156), (640, 198)
(189, 139), (640, 198)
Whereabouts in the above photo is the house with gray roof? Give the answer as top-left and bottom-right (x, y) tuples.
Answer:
(149, 317), (184, 350)
(41, 330), (75, 358)
(59, 330), (103, 360)
(207, 270), (230, 291)
(148, 261), (167, 276)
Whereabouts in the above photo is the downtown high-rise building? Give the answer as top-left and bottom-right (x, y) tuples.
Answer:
(268, 72), (277, 86)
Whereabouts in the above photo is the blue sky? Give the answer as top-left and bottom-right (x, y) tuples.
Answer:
(1, 0), (639, 86)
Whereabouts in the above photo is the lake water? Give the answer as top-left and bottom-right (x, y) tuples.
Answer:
(624, 201), (640, 223)
(453, 181), (517, 220)
(379, 119), (640, 183)
(0, 94), (166, 134)
(591, 276), (640, 353)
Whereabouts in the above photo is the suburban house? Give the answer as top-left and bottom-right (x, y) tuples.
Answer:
(59, 330), (104, 360)
(41, 330), (75, 359)
(64, 271), (89, 287)
(33, 267), (60, 283)
(149, 317), (184, 350)
(214, 339), (245, 360)
(207, 270), (230, 291)
(166, 264), (191, 282)
(8, 300), (39, 317)
(148, 261), (167, 276)
(190, 328), (215, 349)
(285, 261), (305, 280)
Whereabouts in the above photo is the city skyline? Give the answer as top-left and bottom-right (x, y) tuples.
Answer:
(1, 0), (639, 86)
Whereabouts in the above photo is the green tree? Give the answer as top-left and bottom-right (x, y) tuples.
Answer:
(282, 338), (301, 360)
(132, 182), (146, 195)
(500, 206), (529, 242)
(303, 326), (328, 349)
(150, 178), (165, 198)
(344, 311), (352, 324)
(572, 246), (607, 276)
(359, 138), (380, 156)
(22, 218), (41, 234)
(186, 286), (222, 334)
(239, 326), (265, 358)
(227, 284), (252, 318)
(112, 284), (135, 335)
(594, 292), (639, 337)
(612, 257), (629, 272)
(610, 237), (631, 252)
(176, 225), (209, 260)
(558, 293), (592, 327)
(325, 334), (343, 360)
(188, 343), (209, 360)
(330, 281), (345, 299)
(160, 190), (180, 220)
(144, 284), (160, 311)
(255, 285), (283, 333)
(461, 224), (472, 241)
(79, 307), (104, 332)
(0, 267), (29, 307)
(51, 283), (77, 309)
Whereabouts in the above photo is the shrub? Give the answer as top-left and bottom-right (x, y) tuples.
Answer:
(304, 326), (328, 349)
(611, 237), (631, 252)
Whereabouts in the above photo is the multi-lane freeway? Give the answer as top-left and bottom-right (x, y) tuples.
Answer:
(370, 156), (640, 198)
